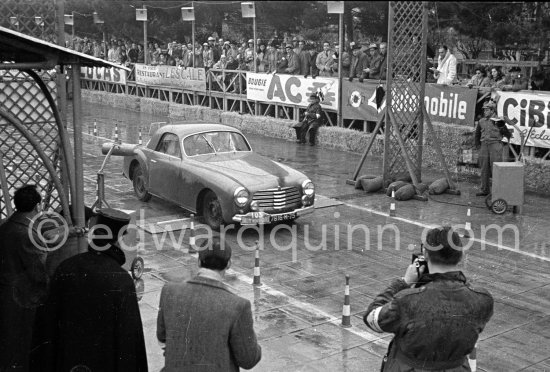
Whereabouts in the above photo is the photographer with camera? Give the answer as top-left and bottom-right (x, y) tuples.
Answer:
(364, 226), (494, 371)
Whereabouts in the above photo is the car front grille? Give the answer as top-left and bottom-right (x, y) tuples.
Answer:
(252, 186), (302, 211)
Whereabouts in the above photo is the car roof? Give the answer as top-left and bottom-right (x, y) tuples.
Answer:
(158, 123), (243, 137)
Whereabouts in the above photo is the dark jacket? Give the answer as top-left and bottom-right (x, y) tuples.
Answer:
(0, 212), (48, 371)
(475, 115), (503, 146)
(364, 271), (493, 371)
(285, 51), (300, 74)
(298, 50), (311, 76)
(368, 53), (384, 80)
(157, 274), (261, 372)
(31, 249), (148, 372)
(349, 51), (369, 79)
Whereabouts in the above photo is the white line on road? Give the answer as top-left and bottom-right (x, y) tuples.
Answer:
(339, 200), (550, 263)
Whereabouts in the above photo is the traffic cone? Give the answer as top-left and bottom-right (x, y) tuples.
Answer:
(389, 190), (396, 216)
(253, 241), (261, 286)
(138, 128), (143, 145)
(114, 123), (120, 143)
(464, 203), (472, 238)
(341, 275), (351, 327)
(468, 343), (477, 371)
(187, 214), (197, 253)
(93, 120), (98, 136)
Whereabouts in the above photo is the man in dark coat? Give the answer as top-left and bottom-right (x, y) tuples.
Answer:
(157, 237), (261, 372)
(32, 208), (147, 372)
(349, 43), (369, 82)
(0, 185), (48, 371)
(364, 226), (494, 371)
(293, 93), (323, 145)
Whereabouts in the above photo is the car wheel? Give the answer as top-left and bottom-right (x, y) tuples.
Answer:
(202, 190), (223, 230)
(133, 165), (151, 202)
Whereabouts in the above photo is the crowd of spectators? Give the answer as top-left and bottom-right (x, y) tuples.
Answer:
(67, 34), (390, 80)
(68, 34), (550, 94)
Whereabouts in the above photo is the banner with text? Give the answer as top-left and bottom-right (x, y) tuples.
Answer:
(342, 81), (477, 125)
(80, 66), (127, 85)
(246, 73), (339, 110)
(496, 91), (550, 148)
(134, 64), (206, 92)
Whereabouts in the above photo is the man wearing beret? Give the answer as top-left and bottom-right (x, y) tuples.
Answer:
(363, 43), (384, 80)
(157, 237), (262, 372)
(32, 208), (147, 372)
(474, 101), (507, 196)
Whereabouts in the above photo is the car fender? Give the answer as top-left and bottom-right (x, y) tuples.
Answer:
(124, 148), (150, 183)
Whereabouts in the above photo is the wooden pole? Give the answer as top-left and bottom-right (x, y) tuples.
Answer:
(143, 6), (148, 65)
(72, 64), (86, 252)
(337, 12), (344, 127)
(388, 110), (421, 188)
(423, 105), (457, 190)
(346, 109), (385, 184)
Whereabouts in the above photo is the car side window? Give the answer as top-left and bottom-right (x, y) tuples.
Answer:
(156, 133), (181, 158)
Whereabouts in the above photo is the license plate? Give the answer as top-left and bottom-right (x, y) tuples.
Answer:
(271, 212), (296, 222)
(241, 212), (270, 225)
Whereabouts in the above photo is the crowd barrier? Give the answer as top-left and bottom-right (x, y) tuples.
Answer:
(80, 64), (550, 158)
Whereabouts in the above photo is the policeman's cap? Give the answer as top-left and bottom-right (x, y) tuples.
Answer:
(482, 101), (496, 110)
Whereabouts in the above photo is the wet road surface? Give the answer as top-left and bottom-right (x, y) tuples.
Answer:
(72, 103), (550, 371)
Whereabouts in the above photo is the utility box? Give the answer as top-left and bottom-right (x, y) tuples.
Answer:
(491, 162), (524, 212)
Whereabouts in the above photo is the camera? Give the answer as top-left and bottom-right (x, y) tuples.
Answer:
(412, 251), (429, 275)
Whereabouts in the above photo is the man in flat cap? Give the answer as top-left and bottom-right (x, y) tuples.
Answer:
(349, 43), (369, 82)
(294, 93), (323, 145)
(31, 208), (147, 372)
(157, 237), (261, 372)
(474, 100), (507, 196)
(363, 43), (384, 80)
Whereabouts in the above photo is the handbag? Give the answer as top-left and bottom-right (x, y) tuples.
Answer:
(292, 120), (306, 129)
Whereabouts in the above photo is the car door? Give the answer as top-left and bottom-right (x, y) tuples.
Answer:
(149, 133), (183, 202)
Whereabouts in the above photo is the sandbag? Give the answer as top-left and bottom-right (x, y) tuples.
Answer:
(415, 183), (429, 194)
(386, 181), (408, 196)
(429, 178), (449, 195)
(361, 176), (383, 193)
(355, 174), (376, 190)
(395, 184), (416, 201)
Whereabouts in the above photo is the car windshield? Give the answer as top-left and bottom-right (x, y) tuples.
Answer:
(183, 131), (251, 156)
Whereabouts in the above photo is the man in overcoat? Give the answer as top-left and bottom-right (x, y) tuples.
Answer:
(31, 208), (147, 372)
(0, 185), (48, 371)
(157, 237), (262, 372)
(293, 93), (323, 145)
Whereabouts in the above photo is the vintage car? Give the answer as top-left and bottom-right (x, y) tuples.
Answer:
(114, 124), (315, 230)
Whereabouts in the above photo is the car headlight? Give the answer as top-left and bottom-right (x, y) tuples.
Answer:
(302, 179), (315, 196)
(233, 187), (250, 207)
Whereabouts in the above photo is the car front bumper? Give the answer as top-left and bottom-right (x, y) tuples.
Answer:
(232, 205), (315, 225)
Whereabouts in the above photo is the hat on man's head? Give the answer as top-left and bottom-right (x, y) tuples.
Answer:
(203, 42), (209, 46)
(509, 66), (521, 73)
(208, 36), (215, 41)
(350, 43), (361, 51)
(482, 101), (496, 110)
(224, 40), (230, 45)
(198, 237), (232, 263)
(285, 45), (292, 49)
(248, 39), (254, 43)
(309, 92), (320, 100)
(369, 43), (378, 50)
(89, 208), (131, 249)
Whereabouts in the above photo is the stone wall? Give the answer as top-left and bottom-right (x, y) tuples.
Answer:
(81, 90), (550, 194)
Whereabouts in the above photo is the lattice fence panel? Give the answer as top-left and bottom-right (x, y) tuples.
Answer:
(383, 1), (428, 182)
(0, 0), (57, 43)
(0, 70), (60, 219)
